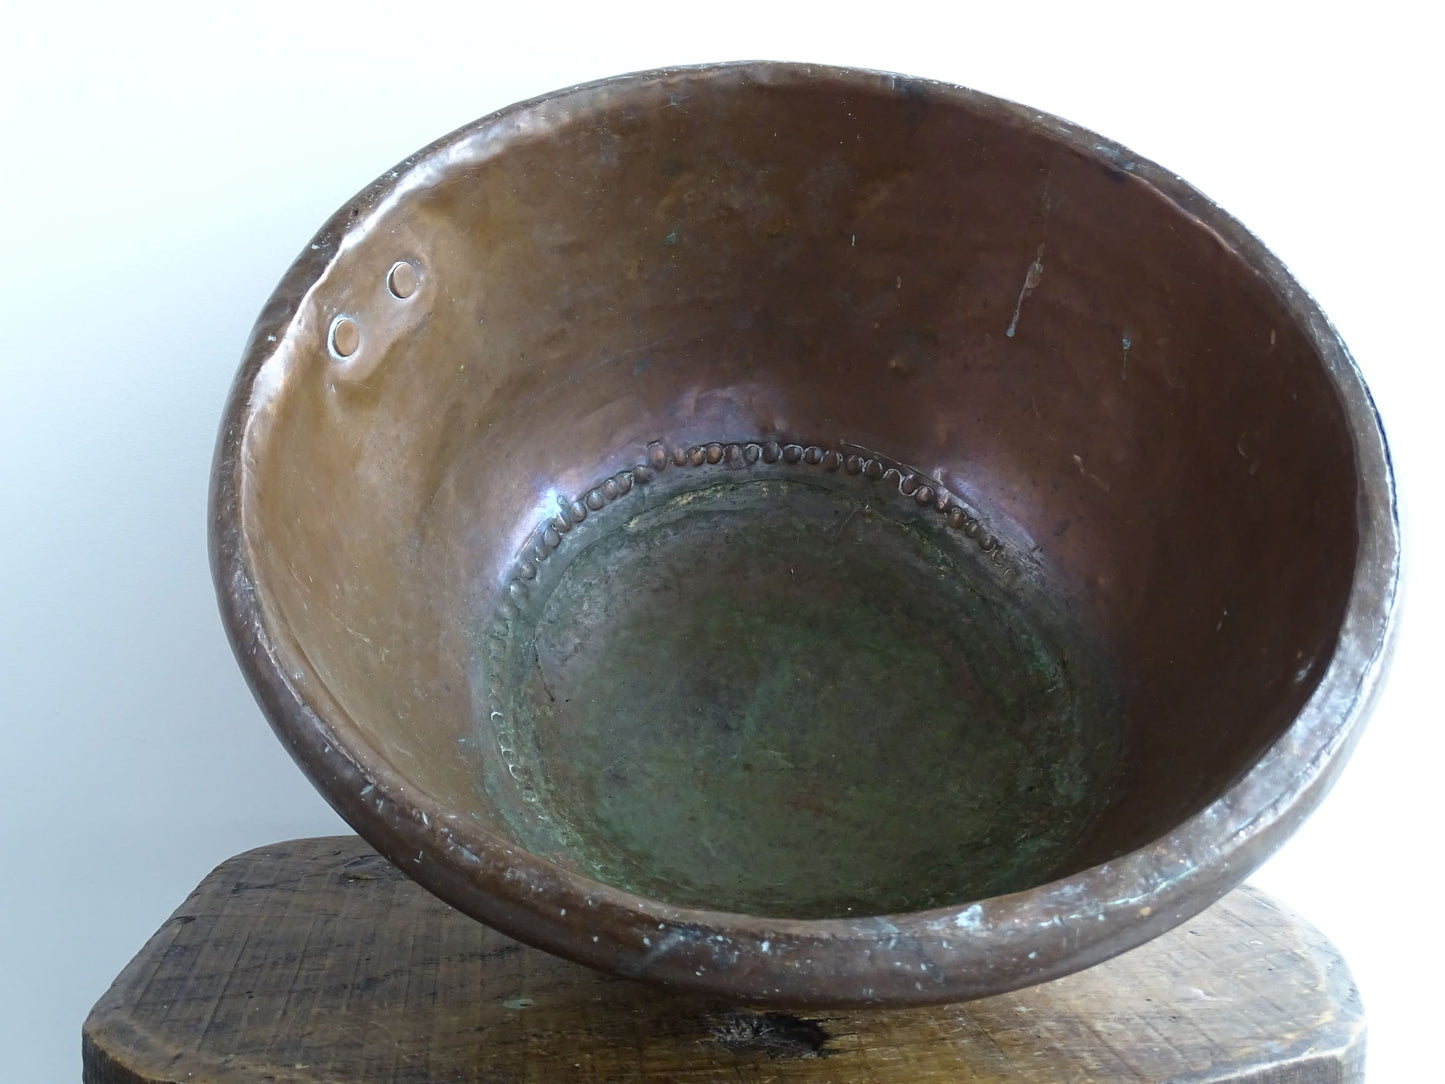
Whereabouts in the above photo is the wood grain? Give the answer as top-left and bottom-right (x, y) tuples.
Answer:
(83, 837), (1363, 1082)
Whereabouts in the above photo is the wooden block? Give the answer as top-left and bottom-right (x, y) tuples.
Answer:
(83, 836), (1363, 1082)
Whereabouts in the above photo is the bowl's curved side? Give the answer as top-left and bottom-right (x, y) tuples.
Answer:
(211, 60), (1400, 1005)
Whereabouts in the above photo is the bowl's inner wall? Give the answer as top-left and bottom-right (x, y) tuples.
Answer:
(240, 68), (1358, 917)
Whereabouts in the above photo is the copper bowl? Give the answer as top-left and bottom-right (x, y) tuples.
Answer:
(211, 62), (1399, 1005)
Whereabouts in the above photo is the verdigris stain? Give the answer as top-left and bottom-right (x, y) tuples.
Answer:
(474, 443), (1123, 918)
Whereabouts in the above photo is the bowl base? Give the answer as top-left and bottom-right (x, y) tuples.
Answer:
(476, 442), (1124, 918)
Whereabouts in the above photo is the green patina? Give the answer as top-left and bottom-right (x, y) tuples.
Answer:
(480, 474), (1121, 918)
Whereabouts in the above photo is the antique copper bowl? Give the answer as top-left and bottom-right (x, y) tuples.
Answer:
(211, 62), (1399, 1005)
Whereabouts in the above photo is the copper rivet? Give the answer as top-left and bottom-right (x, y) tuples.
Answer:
(388, 261), (419, 299)
(330, 317), (360, 358)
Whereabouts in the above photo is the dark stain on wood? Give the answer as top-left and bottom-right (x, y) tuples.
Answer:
(710, 1011), (832, 1059)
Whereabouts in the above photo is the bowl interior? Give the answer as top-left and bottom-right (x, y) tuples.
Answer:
(237, 67), (1359, 920)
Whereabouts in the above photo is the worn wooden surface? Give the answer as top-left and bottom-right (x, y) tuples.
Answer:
(84, 837), (1364, 1082)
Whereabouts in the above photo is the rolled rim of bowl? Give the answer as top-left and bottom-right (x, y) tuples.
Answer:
(210, 61), (1400, 1006)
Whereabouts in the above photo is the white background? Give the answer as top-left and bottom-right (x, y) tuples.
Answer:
(1, 2), (1440, 1079)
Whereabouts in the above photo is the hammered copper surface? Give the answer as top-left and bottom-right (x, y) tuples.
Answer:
(211, 63), (1399, 1004)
